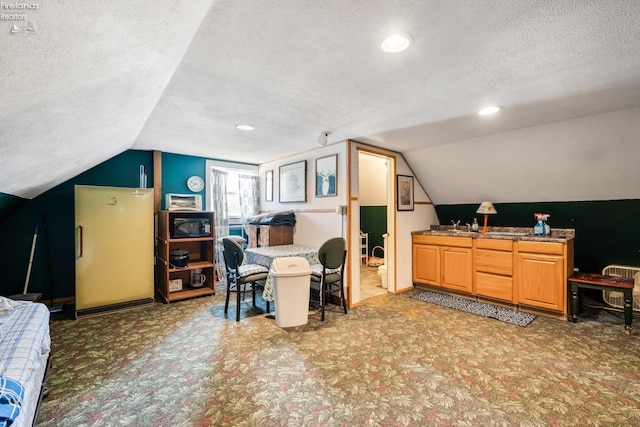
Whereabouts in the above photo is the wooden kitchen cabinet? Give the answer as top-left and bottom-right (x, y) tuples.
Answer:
(475, 239), (514, 302)
(440, 246), (473, 292)
(412, 242), (439, 285)
(412, 235), (472, 292)
(412, 232), (574, 318)
(515, 241), (572, 313)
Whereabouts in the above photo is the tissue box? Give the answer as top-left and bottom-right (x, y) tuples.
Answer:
(169, 278), (183, 292)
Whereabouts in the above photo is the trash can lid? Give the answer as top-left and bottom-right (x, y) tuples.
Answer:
(270, 256), (311, 276)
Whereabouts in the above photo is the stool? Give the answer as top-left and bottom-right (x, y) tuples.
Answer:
(568, 272), (634, 334)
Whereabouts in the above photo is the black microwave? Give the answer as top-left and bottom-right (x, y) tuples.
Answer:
(171, 217), (212, 238)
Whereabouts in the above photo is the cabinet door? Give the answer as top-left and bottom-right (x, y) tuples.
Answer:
(516, 252), (564, 311)
(441, 247), (473, 293)
(413, 244), (439, 286)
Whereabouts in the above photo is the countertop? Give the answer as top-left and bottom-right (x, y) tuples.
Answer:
(412, 226), (575, 243)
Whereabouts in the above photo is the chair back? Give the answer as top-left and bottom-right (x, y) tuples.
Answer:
(318, 237), (346, 269)
(222, 237), (244, 270)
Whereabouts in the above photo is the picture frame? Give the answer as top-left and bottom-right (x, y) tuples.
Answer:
(265, 170), (273, 202)
(315, 154), (337, 197)
(279, 160), (306, 203)
(396, 175), (414, 211)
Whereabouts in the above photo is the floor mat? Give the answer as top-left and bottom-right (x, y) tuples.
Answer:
(411, 290), (537, 327)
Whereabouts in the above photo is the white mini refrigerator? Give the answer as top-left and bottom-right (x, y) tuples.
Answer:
(75, 185), (155, 317)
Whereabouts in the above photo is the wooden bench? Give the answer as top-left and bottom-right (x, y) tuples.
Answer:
(568, 272), (634, 334)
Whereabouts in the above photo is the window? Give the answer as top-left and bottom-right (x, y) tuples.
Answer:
(225, 172), (242, 218)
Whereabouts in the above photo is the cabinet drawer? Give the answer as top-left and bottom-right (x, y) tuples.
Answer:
(476, 238), (513, 251)
(412, 235), (472, 248)
(476, 249), (513, 275)
(517, 241), (563, 255)
(476, 272), (513, 301)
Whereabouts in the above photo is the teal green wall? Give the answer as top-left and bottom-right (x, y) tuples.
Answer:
(360, 206), (387, 255)
(0, 150), (154, 299)
(161, 152), (207, 209)
(0, 150), (256, 300)
(0, 192), (27, 225)
(435, 200), (640, 273)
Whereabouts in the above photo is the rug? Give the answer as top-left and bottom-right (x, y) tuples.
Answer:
(411, 290), (537, 327)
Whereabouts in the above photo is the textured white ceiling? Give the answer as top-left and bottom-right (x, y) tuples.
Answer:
(2, 0), (640, 199)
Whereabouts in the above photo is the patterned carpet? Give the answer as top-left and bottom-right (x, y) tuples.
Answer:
(37, 288), (640, 426)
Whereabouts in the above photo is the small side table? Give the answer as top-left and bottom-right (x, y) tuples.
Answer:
(568, 272), (634, 334)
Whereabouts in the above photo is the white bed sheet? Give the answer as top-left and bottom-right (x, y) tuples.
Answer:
(0, 299), (50, 427)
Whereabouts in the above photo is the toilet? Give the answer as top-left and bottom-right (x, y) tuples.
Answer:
(377, 264), (388, 289)
(377, 233), (389, 289)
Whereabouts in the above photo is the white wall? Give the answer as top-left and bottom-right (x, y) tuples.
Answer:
(411, 107), (640, 205)
(259, 140), (440, 302)
(259, 142), (348, 248)
(359, 153), (387, 206)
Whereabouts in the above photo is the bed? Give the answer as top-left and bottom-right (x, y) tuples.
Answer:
(0, 297), (51, 427)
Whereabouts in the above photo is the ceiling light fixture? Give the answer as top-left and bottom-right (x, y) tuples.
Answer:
(318, 132), (330, 146)
(236, 124), (254, 131)
(381, 33), (412, 53)
(478, 106), (500, 116)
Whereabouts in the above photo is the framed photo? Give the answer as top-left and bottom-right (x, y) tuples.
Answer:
(315, 154), (337, 197)
(264, 170), (273, 202)
(397, 175), (414, 211)
(279, 160), (306, 203)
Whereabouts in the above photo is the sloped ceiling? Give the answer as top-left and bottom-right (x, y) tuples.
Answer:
(2, 0), (640, 201)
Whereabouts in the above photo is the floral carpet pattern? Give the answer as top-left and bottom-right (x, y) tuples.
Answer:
(37, 288), (640, 426)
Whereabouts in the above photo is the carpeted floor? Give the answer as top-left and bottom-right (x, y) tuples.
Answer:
(37, 288), (640, 426)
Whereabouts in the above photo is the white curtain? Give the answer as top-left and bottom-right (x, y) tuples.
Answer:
(211, 169), (229, 282)
(239, 174), (260, 224)
(211, 169), (229, 235)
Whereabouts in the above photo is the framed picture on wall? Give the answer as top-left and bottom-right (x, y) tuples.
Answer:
(315, 154), (337, 197)
(397, 175), (414, 211)
(279, 160), (306, 202)
(265, 170), (273, 202)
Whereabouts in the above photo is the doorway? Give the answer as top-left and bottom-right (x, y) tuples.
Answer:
(357, 151), (394, 301)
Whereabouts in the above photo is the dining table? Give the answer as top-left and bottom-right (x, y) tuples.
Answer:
(244, 244), (320, 301)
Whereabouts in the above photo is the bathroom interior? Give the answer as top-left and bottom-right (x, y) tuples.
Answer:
(358, 152), (390, 300)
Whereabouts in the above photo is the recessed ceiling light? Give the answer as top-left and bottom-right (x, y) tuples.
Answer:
(478, 106), (500, 116)
(236, 124), (254, 131)
(381, 33), (412, 53)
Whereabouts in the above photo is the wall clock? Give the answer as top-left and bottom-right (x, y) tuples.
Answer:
(187, 175), (204, 192)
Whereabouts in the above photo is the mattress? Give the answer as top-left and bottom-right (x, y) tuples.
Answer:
(0, 298), (51, 427)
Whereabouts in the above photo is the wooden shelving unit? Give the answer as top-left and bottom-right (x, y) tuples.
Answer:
(156, 210), (216, 303)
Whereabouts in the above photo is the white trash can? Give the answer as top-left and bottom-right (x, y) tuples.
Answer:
(377, 264), (388, 289)
(270, 257), (311, 327)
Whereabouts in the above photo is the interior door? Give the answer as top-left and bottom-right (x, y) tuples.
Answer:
(75, 185), (154, 311)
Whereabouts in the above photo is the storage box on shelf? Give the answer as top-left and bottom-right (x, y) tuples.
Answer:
(156, 210), (216, 303)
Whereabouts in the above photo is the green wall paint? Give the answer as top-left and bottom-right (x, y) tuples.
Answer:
(435, 200), (640, 273)
(360, 206), (387, 255)
(0, 150), (257, 300)
(0, 150), (154, 299)
(0, 192), (27, 226)
(161, 153), (206, 209)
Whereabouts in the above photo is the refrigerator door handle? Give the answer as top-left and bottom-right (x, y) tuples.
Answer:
(76, 225), (83, 259)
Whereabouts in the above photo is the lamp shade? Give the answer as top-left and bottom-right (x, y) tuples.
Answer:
(476, 201), (497, 214)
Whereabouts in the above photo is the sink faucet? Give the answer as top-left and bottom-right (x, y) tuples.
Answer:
(451, 220), (460, 231)
(465, 222), (471, 232)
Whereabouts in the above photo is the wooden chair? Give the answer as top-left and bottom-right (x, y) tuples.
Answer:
(310, 237), (347, 321)
(222, 237), (270, 321)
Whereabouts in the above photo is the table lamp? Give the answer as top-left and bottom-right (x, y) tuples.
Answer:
(476, 201), (497, 232)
